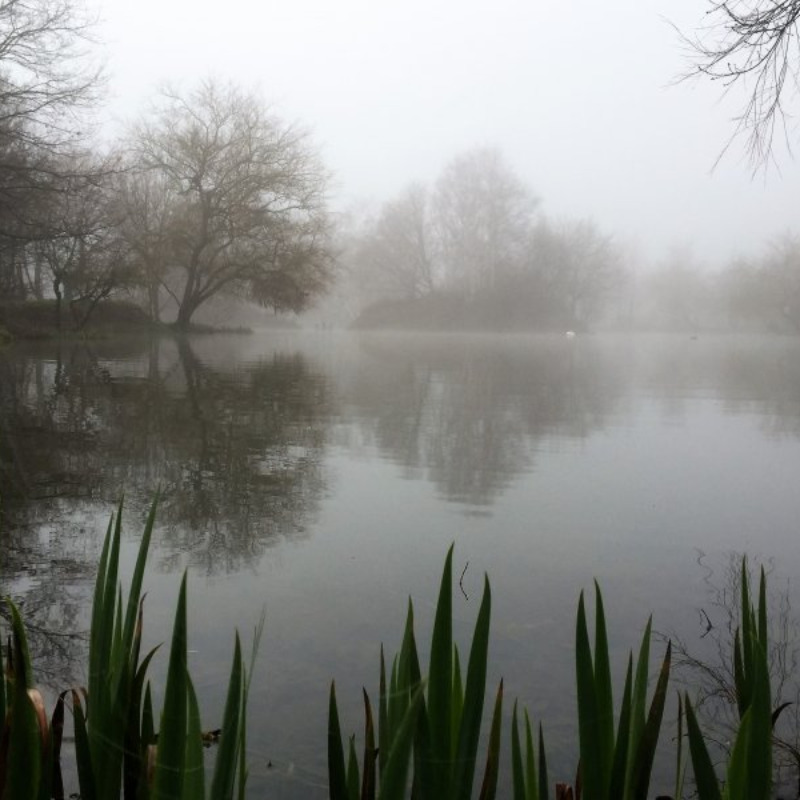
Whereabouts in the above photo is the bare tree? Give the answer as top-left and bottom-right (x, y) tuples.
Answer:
(682, 1), (800, 166)
(432, 147), (538, 296)
(354, 183), (435, 301)
(129, 80), (334, 328)
(36, 158), (133, 330)
(531, 218), (626, 330)
(116, 168), (175, 322)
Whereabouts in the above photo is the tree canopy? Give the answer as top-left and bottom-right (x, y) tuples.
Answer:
(128, 81), (334, 328)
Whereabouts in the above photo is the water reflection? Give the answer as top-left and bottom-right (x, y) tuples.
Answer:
(0, 336), (331, 576)
(345, 335), (630, 507)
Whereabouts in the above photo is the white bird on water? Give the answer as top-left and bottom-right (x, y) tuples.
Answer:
(565, 330), (576, 338)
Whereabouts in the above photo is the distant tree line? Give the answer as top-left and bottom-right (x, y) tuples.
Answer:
(0, 0), (334, 332)
(340, 148), (628, 332)
(633, 236), (800, 334)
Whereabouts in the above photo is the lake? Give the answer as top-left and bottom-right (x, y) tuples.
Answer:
(2, 331), (800, 797)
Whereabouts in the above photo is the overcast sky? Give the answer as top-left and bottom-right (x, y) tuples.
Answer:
(93, 0), (800, 267)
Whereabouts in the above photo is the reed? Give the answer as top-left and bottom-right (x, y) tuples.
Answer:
(0, 497), (258, 800)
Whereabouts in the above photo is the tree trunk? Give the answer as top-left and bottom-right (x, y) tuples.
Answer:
(175, 300), (197, 330)
(53, 280), (63, 333)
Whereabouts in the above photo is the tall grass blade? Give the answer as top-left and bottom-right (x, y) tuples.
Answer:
(630, 641), (671, 800)
(575, 591), (602, 800)
(152, 572), (189, 800)
(592, 582), (614, 788)
(428, 544), (454, 798)
(347, 736), (360, 800)
(625, 617), (651, 799)
(477, 679), (503, 800)
(378, 685), (424, 800)
(210, 632), (244, 800)
(3, 602), (41, 800)
(523, 711), (537, 800)
(183, 676), (206, 800)
(452, 574), (491, 800)
(511, 702), (526, 800)
(451, 646), (463, 763)
(362, 689), (377, 800)
(72, 690), (96, 800)
(538, 723), (549, 800)
(607, 656), (632, 800)
(379, 645), (390, 785)
(122, 495), (159, 649)
(328, 682), (349, 800)
(684, 695), (721, 800)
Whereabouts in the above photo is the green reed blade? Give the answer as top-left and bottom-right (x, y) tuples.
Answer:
(7, 600), (32, 690)
(4, 609), (41, 800)
(757, 567), (767, 647)
(511, 702), (526, 800)
(388, 657), (400, 739)
(625, 617), (651, 798)
(347, 736), (360, 800)
(328, 682), (349, 800)
(451, 645), (463, 763)
(152, 572), (188, 800)
(142, 682), (155, 747)
(630, 641), (670, 800)
(122, 494), (159, 651)
(88, 514), (112, 702)
(745, 636), (772, 800)
(210, 631), (244, 800)
(575, 591), (602, 800)
(378, 684), (424, 800)
(726, 707), (751, 800)
(361, 689), (377, 800)
(72, 690), (96, 800)
(183, 675), (206, 800)
(607, 655), (632, 800)
(537, 722), (549, 800)
(379, 646), (388, 782)
(452, 574), (491, 800)
(733, 633), (746, 717)
(522, 710), (537, 800)
(592, 582), (614, 785)
(684, 695), (721, 800)
(429, 545), (454, 788)
(477, 679), (503, 800)
(412, 689), (434, 800)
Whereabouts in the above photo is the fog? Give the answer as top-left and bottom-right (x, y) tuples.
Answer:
(94, 0), (800, 266)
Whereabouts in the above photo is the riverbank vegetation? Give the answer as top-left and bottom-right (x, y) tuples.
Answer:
(0, 500), (789, 798)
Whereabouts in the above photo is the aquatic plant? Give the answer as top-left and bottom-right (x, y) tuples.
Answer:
(0, 498), (259, 799)
(328, 545), (503, 800)
(684, 560), (773, 800)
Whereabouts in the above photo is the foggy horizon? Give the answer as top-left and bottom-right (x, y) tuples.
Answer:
(90, 0), (800, 269)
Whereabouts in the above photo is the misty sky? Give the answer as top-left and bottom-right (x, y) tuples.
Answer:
(94, 0), (800, 267)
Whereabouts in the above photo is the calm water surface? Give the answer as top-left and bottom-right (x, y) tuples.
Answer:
(2, 331), (800, 796)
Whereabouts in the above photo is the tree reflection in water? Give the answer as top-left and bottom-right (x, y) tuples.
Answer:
(0, 335), (331, 679)
(345, 335), (629, 508)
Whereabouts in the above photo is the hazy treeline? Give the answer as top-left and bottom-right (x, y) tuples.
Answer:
(332, 148), (628, 332)
(0, 0), (333, 331)
(2, 0), (800, 335)
(636, 239), (800, 334)
(330, 151), (800, 334)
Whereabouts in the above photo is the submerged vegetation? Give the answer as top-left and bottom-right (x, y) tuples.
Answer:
(0, 501), (790, 798)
